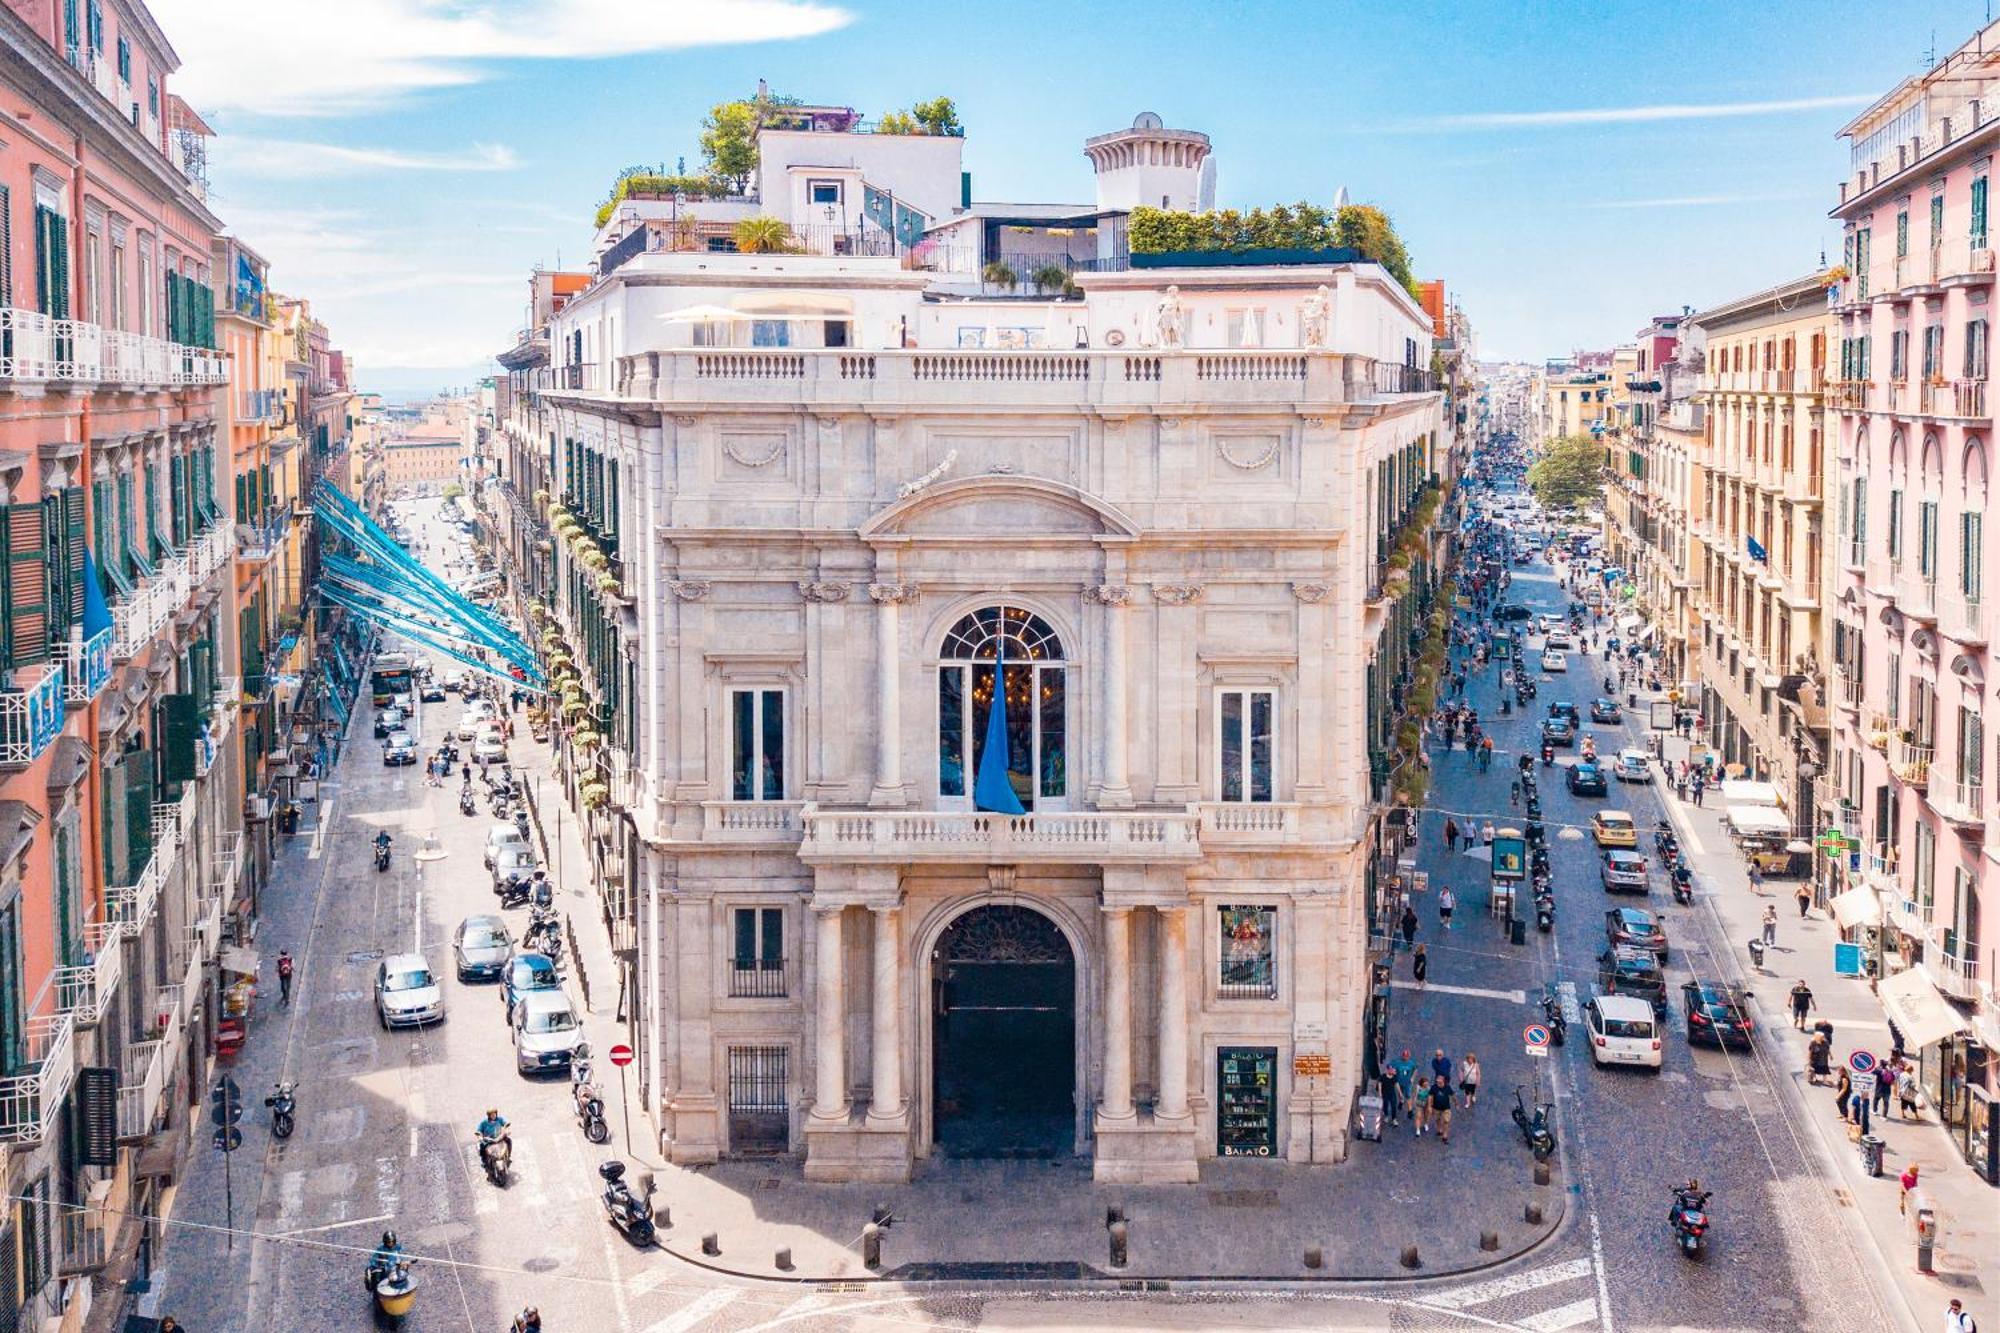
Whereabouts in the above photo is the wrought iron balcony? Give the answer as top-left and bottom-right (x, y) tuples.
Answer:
(0, 1012), (77, 1144)
(727, 959), (788, 999)
(52, 920), (126, 1026)
(0, 307), (227, 387)
(61, 627), (112, 705)
(0, 663), (66, 768)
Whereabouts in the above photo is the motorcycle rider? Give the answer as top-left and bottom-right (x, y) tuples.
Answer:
(530, 870), (552, 910)
(1670, 1177), (1711, 1224)
(373, 830), (392, 861)
(476, 1107), (510, 1174)
(365, 1230), (404, 1289)
(512, 1310), (543, 1333)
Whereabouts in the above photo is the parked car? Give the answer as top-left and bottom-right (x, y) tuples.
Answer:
(374, 706), (405, 739)
(491, 846), (537, 893)
(420, 681), (447, 703)
(513, 990), (584, 1075)
(1584, 993), (1664, 1070)
(1541, 648), (1569, 672)
(1495, 604), (1534, 622)
(473, 734), (508, 765)
(1601, 849), (1650, 893)
(382, 731), (418, 766)
(1593, 809), (1639, 848)
(442, 672), (466, 693)
(376, 954), (444, 1029)
(453, 915), (513, 981)
(1590, 697), (1623, 723)
(390, 691), (414, 714)
(1614, 748), (1652, 782)
(1681, 981), (1755, 1049)
(1606, 906), (1670, 960)
(1597, 945), (1669, 1015)
(502, 952), (563, 1022)
(457, 701), (498, 740)
(1543, 716), (1577, 747)
(1567, 761), (1609, 797)
(484, 823), (531, 870)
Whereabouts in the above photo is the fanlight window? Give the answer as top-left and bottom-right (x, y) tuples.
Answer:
(937, 606), (1067, 809)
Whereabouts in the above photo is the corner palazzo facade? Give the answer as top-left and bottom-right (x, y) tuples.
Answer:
(528, 248), (1442, 1183)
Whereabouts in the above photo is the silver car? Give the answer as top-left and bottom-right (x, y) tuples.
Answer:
(453, 915), (512, 981)
(512, 990), (583, 1074)
(376, 953), (444, 1029)
(491, 846), (537, 893)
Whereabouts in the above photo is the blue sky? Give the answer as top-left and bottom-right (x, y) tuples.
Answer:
(149, 0), (1993, 394)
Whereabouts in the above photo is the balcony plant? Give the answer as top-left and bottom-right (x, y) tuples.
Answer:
(1030, 262), (1071, 296)
(580, 780), (610, 811)
(981, 261), (1019, 290)
(596, 570), (624, 598)
(733, 216), (799, 254)
(572, 728), (603, 750)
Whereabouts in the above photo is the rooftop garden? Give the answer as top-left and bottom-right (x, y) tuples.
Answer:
(1128, 201), (1420, 300)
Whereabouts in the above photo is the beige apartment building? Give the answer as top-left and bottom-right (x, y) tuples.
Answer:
(1688, 275), (1833, 816)
(382, 424), (465, 490)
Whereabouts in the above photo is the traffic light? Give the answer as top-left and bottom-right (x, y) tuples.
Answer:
(210, 1077), (242, 1127)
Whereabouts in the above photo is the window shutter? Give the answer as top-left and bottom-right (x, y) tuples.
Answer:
(1976, 177), (1990, 242)
(169, 453), (186, 545)
(3, 504), (48, 667)
(61, 487), (83, 631)
(160, 693), (198, 783)
(0, 184), (11, 310)
(144, 461), (159, 555)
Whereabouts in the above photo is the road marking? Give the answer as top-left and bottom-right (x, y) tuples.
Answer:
(308, 795), (334, 859)
(1419, 1256), (1594, 1309)
(1557, 980), (1580, 1024)
(1390, 979), (1526, 1004)
(277, 1211), (395, 1238)
(625, 1266), (671, 1298)
(1589, 1212), (1617, 1333)
(1518, 1297), (1603, 1332)
(640, 1287), (741, 1333)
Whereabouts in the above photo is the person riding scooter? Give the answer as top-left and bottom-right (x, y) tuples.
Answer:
(365, 1231), (405, 1290)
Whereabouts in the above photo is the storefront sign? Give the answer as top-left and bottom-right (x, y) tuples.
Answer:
(1217, 1047), (1277, 1157)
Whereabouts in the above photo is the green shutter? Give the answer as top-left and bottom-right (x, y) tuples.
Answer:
(2, 504), (49, 668)
(0, 185), (11, 309)
(1977, 178), (1990, 242)
(145, 461), (161, 556)
(122, 754), (152, 874)
(159, 693), (198, 784)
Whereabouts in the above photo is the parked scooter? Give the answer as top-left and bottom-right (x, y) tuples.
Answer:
(497, 876), (532, 909)
(1535, 890), (1555, 933)
(1672, 864), (1694, 905)
(1539, 984), (1568, 1045)
(1540, 742), (1555, 766)
(572, 1048), (610, 1145)
(266, 1081), (296, 1138)
(598, 1160), (657, 1246)
(1511, 1087), (1557, 1160)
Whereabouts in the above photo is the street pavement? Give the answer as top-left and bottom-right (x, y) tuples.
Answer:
(133, 497), (1933, 1332)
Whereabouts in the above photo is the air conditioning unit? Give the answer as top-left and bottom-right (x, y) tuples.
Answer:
(244, 794), (273, 822)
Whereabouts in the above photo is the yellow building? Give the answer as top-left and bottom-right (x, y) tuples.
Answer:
(382, 423), (466, 491)
(1542, 368), (1620, 439)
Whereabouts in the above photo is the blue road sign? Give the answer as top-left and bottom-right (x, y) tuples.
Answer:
(1848, 1049), (1878, 1076)
(1524, 1024), (1552, 1048)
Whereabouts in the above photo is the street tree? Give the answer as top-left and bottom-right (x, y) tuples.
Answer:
(1527, 433), (1608, 512)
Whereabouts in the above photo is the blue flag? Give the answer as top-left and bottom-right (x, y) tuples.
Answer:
(1746, 535), (1768, 564)
(972, 641), (1025, 815)
(81, 546), (111, 636)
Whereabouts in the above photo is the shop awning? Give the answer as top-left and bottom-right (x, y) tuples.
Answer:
(1721, 779), (1784, 808)
(1829, 885), (1882, 931)
(1617, 614), (1643, 634)
(1877, 965), (1972, 1049)
(1725, 804), (1791, 835)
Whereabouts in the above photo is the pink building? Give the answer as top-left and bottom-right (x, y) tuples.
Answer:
(1830, 23), (2000, 1181)
(0, 0), (248, 1319)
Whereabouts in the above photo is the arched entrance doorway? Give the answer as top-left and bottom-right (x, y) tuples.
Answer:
(931, 904), (1075, 1157)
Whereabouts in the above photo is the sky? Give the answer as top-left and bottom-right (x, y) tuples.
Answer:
(147, 0), (2000, 396)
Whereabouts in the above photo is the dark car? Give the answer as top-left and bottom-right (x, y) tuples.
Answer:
(1495, 604), (1534, 622)
(1548, 701), (1581, 725)
(501, 952), (562, 1022)
(1598, 945), (1669, 1014)
(454, 914), (512, 981)
(1543, 716), (1577, 747)
(1681, 981), (1754, 1049)
(1590, 697), (1623, 723)
(373, 705), (405, 739)
(1567, 761), (1609, 796)
(1605, 906), (1669, 961)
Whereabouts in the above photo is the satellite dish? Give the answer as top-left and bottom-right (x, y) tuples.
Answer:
(1132, 111), (1164, 130)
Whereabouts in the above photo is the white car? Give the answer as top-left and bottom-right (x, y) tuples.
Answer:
(1544, 632), (1576, 653)
(473, 734), (508, 764)
(513, 990), (584, 1075)
(1614, 748), (1652, 782)
(1541, 648), (1569, 672)
(1585, 994), (1663, 1069)
(483, 822), (530, 870)
(457, 701), (498, 740)
(376, 954), (444, 1029)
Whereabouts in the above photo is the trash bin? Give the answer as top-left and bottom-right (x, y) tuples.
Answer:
(1354, 1093), (1384, 1142)
(1509, 917), (1528, 946)
(1860, 1133), (1885, 1177)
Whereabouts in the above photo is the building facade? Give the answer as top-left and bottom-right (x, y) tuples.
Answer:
(1829, 23), (1999, 1160)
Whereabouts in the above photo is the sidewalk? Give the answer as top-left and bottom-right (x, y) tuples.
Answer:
(1651, 703), (1995, 1333)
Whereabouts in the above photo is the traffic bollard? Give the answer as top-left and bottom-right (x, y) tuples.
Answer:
(1108, 1220), (1128, 1268)
(1525, 1201), (1544, 1224)
(862, 1223), (883, 1270)
(873, 1202), (893, 1226)
(775, 1247), (793, 1272)
(1480, 1230), (1499, 1252)
(1400, 1244), (1421, 1269)
(701, 1233), (720, 1256)
(1304, 1246), (1323, 1270)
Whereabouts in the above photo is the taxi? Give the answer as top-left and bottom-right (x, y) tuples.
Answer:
(1592, 809), (1639, 848)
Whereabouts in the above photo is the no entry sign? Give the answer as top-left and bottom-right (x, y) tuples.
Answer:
(608, 1043), (635, 1068)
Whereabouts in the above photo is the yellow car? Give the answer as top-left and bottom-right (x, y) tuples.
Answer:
(1593, 809), (1638, 848)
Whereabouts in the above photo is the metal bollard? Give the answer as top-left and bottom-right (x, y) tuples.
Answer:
(1480, 1230), (1499, 1252)
(775, 1247), (793, 1272)
(1108, 1220), (1129, 1268)
(862, 1223), (883, 1270)
(1105, 1204), (1125, 1228)
(1304, 1246), (1323, 1270)
(1525, 1202), (1544, 1224)
(1400, 1244), (1421, 1269)
(701, 1233), (720, 1256)
(1534, 1160), (1553, 1187)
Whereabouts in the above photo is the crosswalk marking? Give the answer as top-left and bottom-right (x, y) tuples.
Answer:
(1419, 1256), (1595, 1310)
(1390, 979), (1527, 1004)
(1518, 1296), (1603, 1332)
(640, 1287), (740, 1333)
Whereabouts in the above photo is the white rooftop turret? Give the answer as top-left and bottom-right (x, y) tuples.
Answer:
(1084, 114), (1213, 214)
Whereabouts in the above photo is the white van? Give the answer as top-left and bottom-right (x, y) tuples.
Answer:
(1585, 994), (1663, 1069)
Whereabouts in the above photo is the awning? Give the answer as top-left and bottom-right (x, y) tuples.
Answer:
(1725, 804), (1791, 835)
(1829, 885), (1882, 931)
(1721, 779), (1784, 808)
(659, 304), (753, 324)
(1877, 965), (1972, 1049)
(1618, 614), (1643, 634)
(1637, 623), (1657, 645)
(731, 291), (854, 315)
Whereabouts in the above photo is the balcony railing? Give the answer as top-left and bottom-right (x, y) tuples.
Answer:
(1827, 379), (1870, 411)
(798, 805), (1204, 864)
(60, 627), (113, 705)
(117, 977), (185, 1142)
(236, 388), (285, 423)
(1931, 778), (1986, 825)
(0, 663), (67, 768)
(727, 959), (788, 999)
(1198, 802), (1302, 841)
(56, 1199), (106, 1276)
(1941, 589), (1986, 643)
(1844, 538), (1868, 572)
(1834, 667), (1864, 711)
(1949, 377), (1988, 419)
(111, 571), (178, 659)
(0, 307), (226, 386)
(1898, 572), (1939, 618)
(1927, 944), (1981, 1001)
(1892, 740), (1934, 787)
(0, 1012), (77, 1144)
(52, 920), (126, 1026)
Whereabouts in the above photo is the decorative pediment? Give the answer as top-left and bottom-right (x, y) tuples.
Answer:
(860, 476), (1140, 542)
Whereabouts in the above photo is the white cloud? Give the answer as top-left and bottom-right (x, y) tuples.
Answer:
(1408, 94), (1874, 132)
(219, 138), (518, 179)
(150, 0), (853, 117)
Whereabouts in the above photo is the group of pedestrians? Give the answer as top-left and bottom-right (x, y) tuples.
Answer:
(1380, 1047), (1482, 1144)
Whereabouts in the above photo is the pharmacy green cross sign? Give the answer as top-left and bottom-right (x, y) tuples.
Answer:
(1817, 828), (1849, 855)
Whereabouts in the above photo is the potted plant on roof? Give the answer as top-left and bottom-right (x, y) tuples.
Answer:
(982, 260), (1019, 291)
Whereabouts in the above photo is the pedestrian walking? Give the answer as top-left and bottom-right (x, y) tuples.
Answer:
(1438, 887), (1456, 931)
(1875, 1061), (1895, 1117)
(1761, 904), (1778, 947)
(1899, 1162), (1920, 1214)
(1432, 1048), (1454, 1089)
(1412, 1076), (1433, 1136)
(1389, 1050), (1416, 1128)
(1796, 882), (1813, 919)
(1412, 943), (1429, 989)
(1460, 1053), (1481, 1108)
(1790, 979), (1816, 1029)
(1481, 820), (1495, 846)
(1399, 903), (1419, 952)
(1849, 1083), (1872, 1134)
(1833, 1065), (1852, 1116)
(1444, 817), (1460, 854)
(1691, 775), (1705, 807)
(1430, 1077), (1455, 1144)
(276, 950), (293, 1005)
(1750, 864), (1766, 895)
(1378, 1070), (1403, 1127)
(1898, 1062), (1922, 1119)
(1807, 1030), (1832, 1084)
(1946, 1297), (1977, 1333)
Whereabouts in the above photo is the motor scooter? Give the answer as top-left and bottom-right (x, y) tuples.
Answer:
(478, 1131), (512, 1186)
(1512, 1087), (1556, 1160)
(1538, 984), (1567, 1045)
(1540, 742), (1554, 766)
(266, 1081), (296, 1139)
(1669, 1186), (1711, 1258)
(572, 1048), (610, 1145)
(599, 1160), (658, 1246)
(366, 1256), (418, 1329)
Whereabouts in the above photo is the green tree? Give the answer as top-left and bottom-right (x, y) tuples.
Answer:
(441, 482), (465, 501)
(1527, 433), (1608, 512)
(876, 109), (920, 135)
(700, 100), (760, 186)
(911, 96), (963, 136)
(732, 216), (797, 254)
(1334, 204), (1419, 299)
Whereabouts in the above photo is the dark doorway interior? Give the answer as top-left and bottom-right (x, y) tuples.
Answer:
(932, 904), (1075, 1157)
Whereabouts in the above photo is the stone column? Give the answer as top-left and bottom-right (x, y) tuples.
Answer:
(1099, 906), (1135, 1121)
(868, 583), (913, 807)
(811, 905), (848, 1122)
(1093, 585), (1133, 808)
(1155, 905), (1191, 1122)
(867, 904), (904, 1122)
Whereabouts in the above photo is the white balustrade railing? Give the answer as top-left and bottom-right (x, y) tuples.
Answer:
(1199, 802), (1301, 840)
(61, 626), (113, 704)
(0, 663), (66, 767)
(0, 1012), (77, 1144)
(799, 804), (1203, 861)
(0, 307), (228, 387)
(51, 920), (126, 1026)
(701, 801), (803, 839)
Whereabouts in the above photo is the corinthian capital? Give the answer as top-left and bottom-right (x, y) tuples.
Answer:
(868, 582), (918, 604)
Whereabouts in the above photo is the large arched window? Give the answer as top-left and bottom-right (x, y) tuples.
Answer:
(937, 606), (1067, 809)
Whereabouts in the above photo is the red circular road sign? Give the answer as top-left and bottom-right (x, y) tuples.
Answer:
(608, 1043), (635, 1067)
